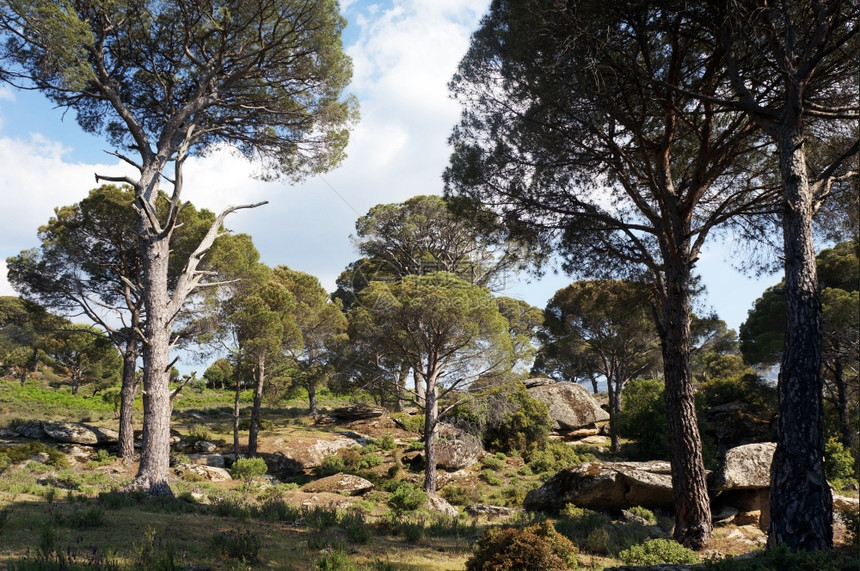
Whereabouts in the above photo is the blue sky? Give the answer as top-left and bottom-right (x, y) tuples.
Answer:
(0, 0), (777, 359)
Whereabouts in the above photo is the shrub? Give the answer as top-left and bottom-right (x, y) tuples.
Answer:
(399, 518), (426, 543)
(187, 423), (211, 442)
(525, 441), (592, 474)
(387, 482), (428, 518)
(702, 545), (858, 570)
(627, 506), (656, 523)
(340, 511), (372, 544)
(257, 499), (302, 523)
(210, 529), (261, 562)
(66, 506), (105, 528)
(213, 497), (251, 520)
(554, 505), (612, 548)
(465, 520), (579, 571)
(440, 484), (481, 506)
(316, 548), (357, 571)
(230, 457), (268, 481)
(480, 469), (503, 486)
(617, 378), (669, 459)
(304, 505), (340, 531)
(0, 442), (68, 472)
(824, 436), (857, 484)
(359, 453), (383, 469)
(426, 515), (477, 539)
(482, 455), (505, 470)
(618, 538), (699, 566)
(379, 433), (397, 451)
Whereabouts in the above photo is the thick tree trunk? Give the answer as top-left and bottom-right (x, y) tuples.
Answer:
(118, 345), (140, 461)
(248, 354), (265, 457)
(395, 366), (408, 412)
(423, 374), (439, 494)
(661, 261), (712, 549)
(768, 123), (832, 550)
(608, 377), (621, 453)
(832, 359), (855, 451)
(130, 217), (174, 495)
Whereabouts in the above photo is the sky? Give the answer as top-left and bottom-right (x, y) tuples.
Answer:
(0, 0), (778, 367)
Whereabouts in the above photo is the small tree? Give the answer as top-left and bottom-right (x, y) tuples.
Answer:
(360, 272), (512, 493)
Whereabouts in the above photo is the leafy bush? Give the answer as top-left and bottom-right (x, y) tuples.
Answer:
(399, 517), (426, 543)
(316, 548), (357, 571)
(387, 482), (428, 517)
(359, 453), (383, 469)
(480, 469), (503, 486)
(617, 378), (669, 459)
(257, 499), (302, 523)
(230, 457), (268, 481)
(187, 423), (211, 442)
(824, 436), (857, 484)
(379, 433), (397, 451)
(554, 505), (612, 546)
(465, 520), (579, 571)
(66, 507), (105, 528)
(627, 506), (656, 523)
(450, 381), (551, 454)
(304, 505), (341, 531)
(618, 538), (699, 565)
(0, 442), (68, 472)
(340, 511), (373, 544)
(482, 455), (505, 470)
(440, 484), (482, 506)
(213, 497), (250, 520)
(210, 529), (261, 562)
(524, 440), (592, 474)
(426, 515), (477, 539)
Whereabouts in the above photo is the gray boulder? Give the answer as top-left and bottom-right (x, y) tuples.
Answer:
(174, 464), (232, 482)
(16, 421), (46, 439)
(466, 504), (518, 518)
(434, 424), (483, 470)
(42, 421), (100, 445)
(303, 473), (374, 496)
(527, 381), (609, 430)
(524, 461), (674, 512)
(710, 442), (776, 491)
(425, 494), (459, 517)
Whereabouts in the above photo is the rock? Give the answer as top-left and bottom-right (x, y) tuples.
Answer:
(712, 505), (739, 526)
(17, 421), (46, 439)
(270, 435), (361, 472)
(42, 422), (100, 445)
(466, 504), (518, 518)
(0, 428), (19, 439)
(434, 424), (482, 470)
(91, 426), (119, 444)
(710, 442), (776, 491)
(833, 495), (859, 525)
(303, 473), (374, 496)
(174, 464), (232, 482)
(56, 444), (94, 459)
(332, 404), (387, 421)
(527, 382), (609, 431)
(523, 461), (674, 513)
(187, 454), (225, 468)
(521, 377), (556, 388)
(425, 494), (458, 517)
(30, 451), (51, 464)
(193, 440), (218, 453)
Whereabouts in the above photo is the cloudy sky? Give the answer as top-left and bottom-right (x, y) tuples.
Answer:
(0, 0), (775, 349)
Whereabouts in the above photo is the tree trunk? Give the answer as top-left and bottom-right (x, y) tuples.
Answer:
(308, 381), (318, 417)
(608, 377), (621, 453)
(423, 373), (439, 494)
(395, 365), (409, 412)
(768, 122), (832, 550)
(832, 358), (855, 451)
(233, 378), (242, 459)
(661, 260), (712, 549)
(248, 354), (265, 457)
(118, 344), (140, 461)
(130, 214), (174, 495)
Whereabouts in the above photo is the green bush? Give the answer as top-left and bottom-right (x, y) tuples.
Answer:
(480, 469), (503, 486)
(66, 506), (105, 528)
(627, 506), (656, 523)
(399, 517), (426, 543)
(358, 453), (383, 469)
(618, 538), (698, 566)
(256, 499), (302, 523)
(379, 433), (397, 451)
(554, 505), (612, 547)
(230, 457), (268, 481)
(465, 520), (579, 571)
(824, 436), (857, 484)
(303, 505), (340, 531)
(210, 529), (260, 562)
(450, 381), (551, 454)
(482, 455), (505, 470)
(703, 545), (858, 570)
(524, 440), (592, 474)
(440, 484), (481, 506)
(316, 548), (357, 571)
(340, 511), (373, 544)
(387, 482), (428, 517)
(617, 378), (669, 459)
(0, 442), (68, 472)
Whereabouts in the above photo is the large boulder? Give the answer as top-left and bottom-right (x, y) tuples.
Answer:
(16, 421), (47, 439)
(42, 422), (100, 445)
(526, 381), (609, 431)
(425, 494), (459, 517)
(332, 404), (387, 421)
(303, 473), (374, 496)
(269, 434), (362, 473)
(709, 442), (776, 491)
(434, 424), (483, 470)
(174, 464), (232, 482)
(523, 461), (674, 513)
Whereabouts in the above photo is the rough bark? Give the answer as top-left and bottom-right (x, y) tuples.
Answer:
(661, 259), (712, 549)
(423, 375), (439, 495)
(118, 345), (139, 461)
(308, 382), (318, 418)
(233, 378), (242, 459)
(768, 123), (832, 550)
(248, 354), (265, 457)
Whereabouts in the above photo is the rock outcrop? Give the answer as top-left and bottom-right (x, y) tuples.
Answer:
(425, 494), (459, 517)
(526, 380), (609, 431)
(524, 461), (674, 513)
(709, 442), (775, 491)
(303, 473), (374, 496)
(434, 424), (482, 470)
(332, 404), (387, 421)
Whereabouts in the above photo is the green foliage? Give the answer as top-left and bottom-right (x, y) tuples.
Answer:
(316, 548), (357, 571)
(703, 545), (858, 570)
(66, 506), (105, 528)
(618, 538), (699, 566)
(387, 482), (428, 517)
(303, 505), (341, 531)
(340, 511), (372, 544)
(451, 381), (551, 454)
(230, 457), (268, 481)
(554, 505), (612, 549)
(213, 498), (251, 520)
(626, 506), (656, 523)
(426, 515), (478, 539)
(524, 440), (592, 474)
(824, 436), (858, 484)
(465, 520), (579, 571)
(256, 499), (302, 523)
(379, 433), (396, 451)
(210, 529), (261, 562)
(0, 442), (68, 472)
(697, 373), (777, 414)
(480, 469), (503, 486)
(398, 518), (426, 543)
(617, 378), (668, 459)
(440, 484), (482, 506)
